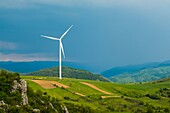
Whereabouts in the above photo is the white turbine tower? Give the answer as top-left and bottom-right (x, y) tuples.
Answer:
(41, 25), (73, 79)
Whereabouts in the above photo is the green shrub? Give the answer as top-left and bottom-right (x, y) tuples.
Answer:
(107, 105), (115, 111)
(65, 103), (98, 113)
(0, 109), (5, 113)
(64, 96), (70, 100)
(149, 94), (161, 100)
(164, 108), (169, 113)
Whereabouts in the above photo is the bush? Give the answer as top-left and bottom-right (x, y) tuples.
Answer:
(164, 108), (169, 113)
(123, 104), (127, 108)
(0, 109), (5, 113)
(149, 94), (161, 100)
(44, 92), (47, 95)
(147, 109), (154, 113)
(64, 96), (70, 100)
(139, 101), (144, 105)
(65, 103), (98, 113)
(135, 108), (143, 113)
(107, 105), (115, 111)
(8, 106), (22, 113)
(145, 94), (161, 100)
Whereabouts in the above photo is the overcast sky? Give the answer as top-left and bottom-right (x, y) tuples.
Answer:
(0, 0), (170, 72)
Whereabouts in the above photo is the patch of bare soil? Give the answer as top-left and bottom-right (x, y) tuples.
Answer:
(31, 80), (69, 89)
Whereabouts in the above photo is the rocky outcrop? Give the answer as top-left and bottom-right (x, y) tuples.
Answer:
(0, 101), (8, 111)
(20, 80), (28, 105)
(12, 80), (21, 92)
(33, 109), (40, 113)
(0, 101), (6, 106)
(12, 79), (28, 105)
(62, 105), (69, 113)
(49, 102), (58, 113)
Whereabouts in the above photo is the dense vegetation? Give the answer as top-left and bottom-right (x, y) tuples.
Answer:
(109, 66), (170, 83)
(0, 70), (99, 113)
(27, 66), (109, 82)
(0, 70), (21, 106)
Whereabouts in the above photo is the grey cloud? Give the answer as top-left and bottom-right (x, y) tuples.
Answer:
(0, 52), (56, 61)
(1, 0), (170, 9)
(0, 41), (17, 50)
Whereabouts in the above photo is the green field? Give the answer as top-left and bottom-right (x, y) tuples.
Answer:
(21, 76), (170, 113)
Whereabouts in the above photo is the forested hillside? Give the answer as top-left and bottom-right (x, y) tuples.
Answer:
(27, 66), (109, 82)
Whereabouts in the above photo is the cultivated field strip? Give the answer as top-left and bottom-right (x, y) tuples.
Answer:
(80, 82), (112, 95)
(31, 80), (69, 89)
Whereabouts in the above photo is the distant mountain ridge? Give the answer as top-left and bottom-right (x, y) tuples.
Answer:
(0, 61), (94, 73)
(102, 60), (170, 83)
(110, 66), (170, 83)
(102, 60), (170, 77)
(26, 66), (109, 82)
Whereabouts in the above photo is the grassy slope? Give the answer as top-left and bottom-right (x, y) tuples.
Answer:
(22, 76), (170, 113)
(24, 76), (105, 110)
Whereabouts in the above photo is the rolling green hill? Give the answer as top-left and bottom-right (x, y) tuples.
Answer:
(21, 75), (170, 113)
(26, 66), (109, 82)
(1, 70), (170, 113)
(109, 66), (170, 83)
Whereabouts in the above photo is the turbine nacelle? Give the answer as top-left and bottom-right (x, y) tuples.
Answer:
(41, 25), (73, 41)
(41, 25), (73, 58)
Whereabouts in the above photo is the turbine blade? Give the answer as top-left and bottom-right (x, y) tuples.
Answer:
(60, 25), (73, 39)
(60, 42), (65, 58)
(41, 35), (60, 40)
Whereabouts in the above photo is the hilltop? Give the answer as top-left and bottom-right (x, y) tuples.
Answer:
(26, 66), (109, 82)
(0, 61), (95, 73)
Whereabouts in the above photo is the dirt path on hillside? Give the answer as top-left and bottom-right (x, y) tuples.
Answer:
(73, 92), (86, 97)
(80, 82), (112, 95)
(101, 96), (121, 99)
(31, 80), (69, 89)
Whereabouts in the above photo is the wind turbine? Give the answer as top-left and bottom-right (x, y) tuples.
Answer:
(41, 25), (73, 79)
